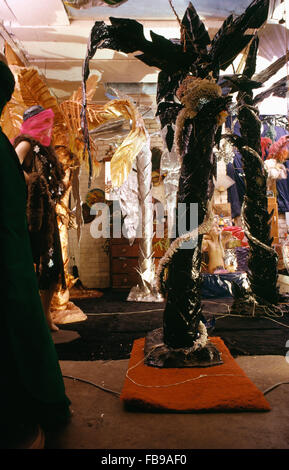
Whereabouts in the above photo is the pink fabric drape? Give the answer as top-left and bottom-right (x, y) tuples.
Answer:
(20, 108), (54, 147)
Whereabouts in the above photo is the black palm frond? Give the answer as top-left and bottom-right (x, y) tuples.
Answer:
(181, 2), (211, 54)
(253, 54), (289, 84)
(222, 75), (263, 93)
(243, 35), (259, 79)
(254, 76), (288, 104)
(209, 0), (269, 71)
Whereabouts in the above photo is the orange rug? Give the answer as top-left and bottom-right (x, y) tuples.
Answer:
(120, 337), (271, 412)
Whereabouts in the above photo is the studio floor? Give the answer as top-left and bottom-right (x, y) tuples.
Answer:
(45, 291), (289, 451)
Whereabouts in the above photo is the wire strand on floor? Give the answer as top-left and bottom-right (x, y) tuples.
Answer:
(203, 300), (289, 329)
(62, 375), (121, 397)
(86, 308), (164, 316)
(263, 382), (289, 395)
(62, 371), (289, 398)
(62, 374), (289, 397)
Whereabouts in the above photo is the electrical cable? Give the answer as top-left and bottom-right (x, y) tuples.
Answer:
(202, 303), (289, 397)
(203, 299), (289, 326)
(62, 374), (121, 397)
(63, 371), (289, 398)
(263, 382), (289, 395)
(125, 350), (246, 389)
(86, 308), (164, 316)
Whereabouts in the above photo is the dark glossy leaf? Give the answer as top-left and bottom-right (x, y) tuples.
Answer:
(150, 30), (179, 52)
(210, 14), (234, 50)
(237, 0), (270, 30)
(156, 101), (182, 128)
(222, 74), (263, 93)
(213, 34), (254, 71)
(181, 1), (210, 53)
(156, 70), (185, 104)
(108, 17), (148, 53)
(164, 124), (175, 152)
(210, 0), (269, 71)
(253, 54), (289, 84)
(254, 76), (287, 104)
(243, 35), (259, 79)
(107, 17), (197, 73)
(197, 95), (232, 121)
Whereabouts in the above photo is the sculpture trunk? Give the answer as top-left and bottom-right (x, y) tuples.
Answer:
(235, 37), (279, 306)
(238, 103), (279, 305)
(127, 137), (163, 302)
(163, 97), (230, 348)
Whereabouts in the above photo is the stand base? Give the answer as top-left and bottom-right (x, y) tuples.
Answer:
(144, 328), (223, 368)
(51, 301), (87, 324)
(51, 329), (80, 344)
(127, 285), (164, 302)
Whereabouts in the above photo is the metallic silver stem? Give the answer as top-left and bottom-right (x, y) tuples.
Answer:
(127, 134), (163, 302)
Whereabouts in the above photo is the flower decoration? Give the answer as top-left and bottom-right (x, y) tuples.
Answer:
(261, 137), (272, 160)
(175, 76), (224, 157)
(264, 158), (287, 181)
(267, 135), (289, 163)
(176, 76), (222, 120)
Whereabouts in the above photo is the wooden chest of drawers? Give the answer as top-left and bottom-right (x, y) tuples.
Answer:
(110, 237), (167, 290)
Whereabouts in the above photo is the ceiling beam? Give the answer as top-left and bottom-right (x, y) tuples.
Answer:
(4, 0), (70, 26)
(0, 21), (30, 66)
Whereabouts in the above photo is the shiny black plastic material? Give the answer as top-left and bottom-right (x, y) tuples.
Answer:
(201, 273), (246, 299)
(162, 96), (231, 348)
(234, 37), (279, 305)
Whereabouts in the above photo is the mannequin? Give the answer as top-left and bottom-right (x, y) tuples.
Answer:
(202, 225), (227, 273)
(14, 106), (66, 331)
(202, 224), (233, 273)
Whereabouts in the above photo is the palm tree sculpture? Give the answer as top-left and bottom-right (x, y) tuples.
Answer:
(81, 0), (273, 366)
(224, 35), (288, 316)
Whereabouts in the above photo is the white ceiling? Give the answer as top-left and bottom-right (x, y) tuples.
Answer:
(0, 0), (288, 112)
(64, 0), (253, 20)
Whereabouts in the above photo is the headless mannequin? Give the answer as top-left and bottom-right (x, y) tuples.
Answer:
(202, 225), (231, 274)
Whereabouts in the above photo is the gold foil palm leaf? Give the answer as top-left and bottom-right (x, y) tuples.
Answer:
(70, 73), (101, 102)
(60, 94), (146, 185)
(0, 72), (26, 140)
(17, 68), (63, 126)
(106, 99), (147, 188)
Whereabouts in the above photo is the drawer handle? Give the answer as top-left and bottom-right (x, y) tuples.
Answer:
(123, 278), (128, 283)
(122, 263), (128, 268)
(121, 248), (127, 253)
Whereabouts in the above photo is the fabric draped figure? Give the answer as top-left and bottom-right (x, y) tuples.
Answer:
(14, 105), (67, 332)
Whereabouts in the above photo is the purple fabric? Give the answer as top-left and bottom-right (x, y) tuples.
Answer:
(226, 116), (289, 216)
(235, 246), (249, 272)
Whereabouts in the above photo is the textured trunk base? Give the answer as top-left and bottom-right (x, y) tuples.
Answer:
(144, 327), (223, 368)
